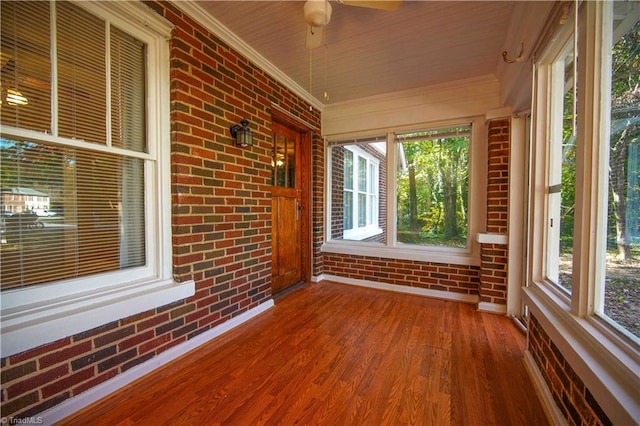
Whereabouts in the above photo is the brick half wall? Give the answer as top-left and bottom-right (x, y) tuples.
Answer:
(323, 253), (480, 296)
(528, 314), (613, 426)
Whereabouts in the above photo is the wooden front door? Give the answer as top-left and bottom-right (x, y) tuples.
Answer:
(271, 121), (304, 294)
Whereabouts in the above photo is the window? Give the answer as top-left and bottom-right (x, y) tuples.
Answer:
(527, 1), (638, 421)
(396, 125), (471, 248)
(1, 0), (147, 288)
(532, 0), (639, 343)
(0, 1), (193, 357)
(546, 35), (576, 294)
(328, 139), (384, 242)
(342, 145), (381, 240)
(598, 3), (639, 341)
(324, 121), (483, 265)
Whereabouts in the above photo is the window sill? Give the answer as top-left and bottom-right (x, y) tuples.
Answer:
(321, 240), (480, 266)
(343, 227), (383, 241)
(523, 283), (639, 425)
(1, 278), (195, 357)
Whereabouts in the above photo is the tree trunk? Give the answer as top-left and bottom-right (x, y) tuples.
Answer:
(610, 127), (631, 260)
(442, 153), (458, 240)
(408, 164), (419, 232)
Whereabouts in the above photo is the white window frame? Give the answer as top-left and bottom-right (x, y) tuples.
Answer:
(323, 117), (486, 266)
(0, 1), (194, 358)
(524, 2), (639, 424)
(343, 145), (381, 240)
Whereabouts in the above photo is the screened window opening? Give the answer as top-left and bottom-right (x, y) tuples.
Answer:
(0, 1), (149, 290)
(396, 125), (471, 248)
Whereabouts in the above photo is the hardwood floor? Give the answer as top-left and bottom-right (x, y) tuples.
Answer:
(60, 281), (549, 425)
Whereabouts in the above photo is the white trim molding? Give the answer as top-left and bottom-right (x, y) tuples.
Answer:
(476, 232), (509, 245)
(524, 350), (569, 426)
(477, 302), (507, 314)
(37, 300), (274, 425)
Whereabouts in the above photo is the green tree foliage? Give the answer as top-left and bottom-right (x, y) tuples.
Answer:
(608, 19), (640, 260)
(397, 128), (469, 247)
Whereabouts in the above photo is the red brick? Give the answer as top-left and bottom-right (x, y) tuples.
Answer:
(118, 330), (155, 351)
(9, 338), (71, 364)
(39, 341), (93, 369)
(138, 334), (171, 355)
(7, 365), (68, 398)
(41, 368), (95, 399)
(72, 369), (118, 395)
(137, 313), (170, 332)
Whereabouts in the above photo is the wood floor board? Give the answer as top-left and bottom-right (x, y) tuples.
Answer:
(59, 281), (549, 426)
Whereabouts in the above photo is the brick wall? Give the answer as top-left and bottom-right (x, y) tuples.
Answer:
(312, 132), (325, 277)
(486, 119), (510, 234)
(324, 253), (480, 295)
(528, 315), (613, 426)
(330, 147), (345, 240)
(0, 0), (321, 419)
(479, 118), (510, 305)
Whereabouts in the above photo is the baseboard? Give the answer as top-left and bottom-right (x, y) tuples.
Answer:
(320, 274), (479, 304)
(39, 299), (275, 425)
(523, 350), (568, 426)
(311, 274), (326, 283)
(478, 301), (507, 314)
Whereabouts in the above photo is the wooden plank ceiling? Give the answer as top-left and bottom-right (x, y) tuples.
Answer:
(194, 1), (519, 106)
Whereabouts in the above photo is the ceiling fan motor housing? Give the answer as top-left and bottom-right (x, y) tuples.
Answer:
(304, 0), (332, 27)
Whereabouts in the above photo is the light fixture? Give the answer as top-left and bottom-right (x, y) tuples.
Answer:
(6, 88), (28, 106)
(230, 118), (253, 147)
(304, 0), (332, 27)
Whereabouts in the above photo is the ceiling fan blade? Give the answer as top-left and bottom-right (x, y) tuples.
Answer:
(339, 0), (402, 11)
(305, 25), (323, 49)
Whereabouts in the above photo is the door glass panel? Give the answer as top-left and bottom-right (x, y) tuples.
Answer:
(286, 136), (295, 188)
(273, 132), (296, 188)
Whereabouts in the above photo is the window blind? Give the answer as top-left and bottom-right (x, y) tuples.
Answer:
(0, 1), (147, 290)
(0, 1), (52, 133)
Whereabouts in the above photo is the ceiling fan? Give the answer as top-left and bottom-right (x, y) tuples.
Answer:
(303, 0), (402, 49)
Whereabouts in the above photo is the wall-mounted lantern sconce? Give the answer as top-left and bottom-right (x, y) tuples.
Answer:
(230, 118), (253, 147)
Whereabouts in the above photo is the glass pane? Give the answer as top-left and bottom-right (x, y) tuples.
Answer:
(396, 125), (470, 247)
(286, 137), (295, 188)
(547, 38), (576, 293)
(344, 150), (353, 189)
(0, 1), (51, 133)
(369, 163), (376, 193)
(358, 193), (366, 227)
(358, 156), (367, 192)
(601, 8), (639, 340)
(273, 133), (295, 188)
(329, 141), (385, 242)
(0, 138), (145, 290)
(274, 134), (286, 187)
(343, 191), (353, 231)
(57, 1), (107, 144)
(111, 26), (147, 152)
